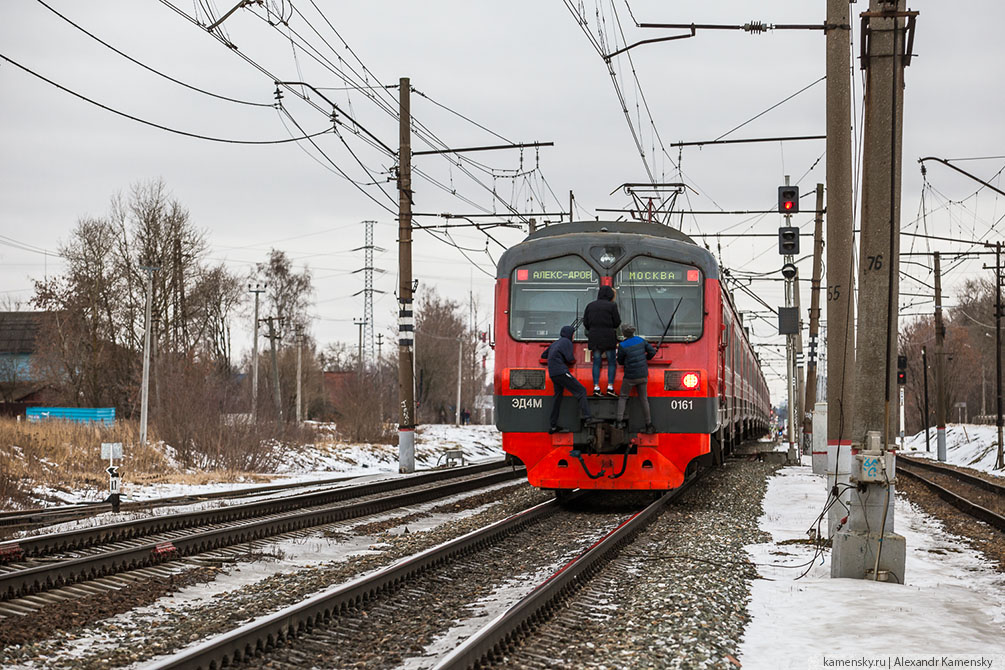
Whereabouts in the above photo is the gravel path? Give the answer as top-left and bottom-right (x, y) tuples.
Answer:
(496, 459), (775, 670)
(0, 484), (550, 670)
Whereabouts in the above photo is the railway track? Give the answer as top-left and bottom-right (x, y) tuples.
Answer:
(0, 471), (362, 534)
(147, 474), (701, 670)
(897, 456), (1005, 532)
(0, 462), (520, 604)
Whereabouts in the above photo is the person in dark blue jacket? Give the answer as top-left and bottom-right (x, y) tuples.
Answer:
(542, 325), (593, 432)
(615, 324), (657, 433)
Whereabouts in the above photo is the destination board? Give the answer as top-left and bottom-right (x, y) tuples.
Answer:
(515, 268), (596, 282)
(618, 267), (700, 285)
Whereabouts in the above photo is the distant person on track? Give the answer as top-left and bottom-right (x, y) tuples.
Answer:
(542, 324), (594, 433)
(615, 324), (657, 433)
(583, 285), (621, 397)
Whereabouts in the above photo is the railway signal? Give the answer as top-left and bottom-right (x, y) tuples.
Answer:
(778, 227), (800, 255)
(897, 355), (907, 385)
(778, 185), (799, 213)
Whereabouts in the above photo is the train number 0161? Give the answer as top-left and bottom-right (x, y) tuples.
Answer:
(668, 399), (694, 411)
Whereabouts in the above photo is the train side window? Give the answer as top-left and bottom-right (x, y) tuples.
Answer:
(614, 257), (704, 341)
(509, 256), (597, 341)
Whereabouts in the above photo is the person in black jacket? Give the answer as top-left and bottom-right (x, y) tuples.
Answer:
(582, 285), (621, 397)
(615, 324), (657, 433)
(541, 325), (593, 433)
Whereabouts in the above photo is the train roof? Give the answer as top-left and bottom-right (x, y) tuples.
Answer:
(498, 220), (718, 279)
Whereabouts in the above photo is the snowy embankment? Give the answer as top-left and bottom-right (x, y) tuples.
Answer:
(29, 424), (504, 506)
(738, 460), (1005, 669)
(902, 423), (1004, 475)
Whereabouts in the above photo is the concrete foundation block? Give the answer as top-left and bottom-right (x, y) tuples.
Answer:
(831, 529), (906, 582)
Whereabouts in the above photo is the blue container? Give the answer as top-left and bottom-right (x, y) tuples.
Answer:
(26, 407), (116, 426)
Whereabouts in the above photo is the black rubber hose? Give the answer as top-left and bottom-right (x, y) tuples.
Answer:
(570, 450), (606, 479)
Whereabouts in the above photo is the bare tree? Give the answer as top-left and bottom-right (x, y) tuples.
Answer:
(257, 250), (313, 339)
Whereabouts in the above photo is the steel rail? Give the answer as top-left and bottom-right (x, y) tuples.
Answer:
(0, 468), (523, 600)
(0, 460), (507, 561)
(433, 474), (703, 670)
(897, 455), (1005, 496)
(896, 462), (1005, 533)
(0, 472), (362, 529)
(147, 498), (561, 670)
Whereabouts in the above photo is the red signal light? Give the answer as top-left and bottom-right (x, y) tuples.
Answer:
(682, 372), (700, 389)
(783, 201), (794, 211)
(516, 269), (529, 281)
(686, 269), (699, 282)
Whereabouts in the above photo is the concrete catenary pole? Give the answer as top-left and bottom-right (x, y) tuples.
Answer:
(139, 266), (157, 445)
(834, 0), (913, 581)
(934, 251), (947, 461)
(997, 242), (1004, 469)
(988, 242), (1005, 469)
(825, 0), (856, 457)
(248, 283), (266, 421)
(455, 339), (463, 426)
(397, 77), (416, 473)
(803, 184), (825, 459)
(295, 329), (303, 424)
(922, 345), (931, 452)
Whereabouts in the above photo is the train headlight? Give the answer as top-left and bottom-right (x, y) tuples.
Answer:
(509, 369), (546, 390)
(599, 251), (617, 268)
(665, 370), (701, 391)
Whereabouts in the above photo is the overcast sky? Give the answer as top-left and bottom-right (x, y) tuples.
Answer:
(2, 1), (1003, 398)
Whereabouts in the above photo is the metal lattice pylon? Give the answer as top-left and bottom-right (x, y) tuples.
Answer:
(353, 220), (385, 368)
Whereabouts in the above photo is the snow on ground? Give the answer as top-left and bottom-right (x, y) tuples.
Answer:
(739, 461), (1005, 669)
(902, 423), (1005, 475)
(22, 424), (504, 508)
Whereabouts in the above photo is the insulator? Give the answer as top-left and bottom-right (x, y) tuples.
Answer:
(744, 21), (767, 34)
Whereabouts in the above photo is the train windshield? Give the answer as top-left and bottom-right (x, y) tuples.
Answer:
(509, 256), (597, 341)
(615, 257), (704, 341)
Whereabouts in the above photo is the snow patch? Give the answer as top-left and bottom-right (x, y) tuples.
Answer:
(739, 463), (1005, 669)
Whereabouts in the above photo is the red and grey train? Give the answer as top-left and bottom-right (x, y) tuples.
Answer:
(493, 220), (770, 491)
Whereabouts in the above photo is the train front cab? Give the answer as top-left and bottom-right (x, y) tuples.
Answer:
(495, 242), (723, 491)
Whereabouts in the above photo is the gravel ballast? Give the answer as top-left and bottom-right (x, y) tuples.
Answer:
(498, 458), (776, 670)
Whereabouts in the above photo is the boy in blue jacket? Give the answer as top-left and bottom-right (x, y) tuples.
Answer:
(615, 324), (656, 433)
(542, 325), (593, 433)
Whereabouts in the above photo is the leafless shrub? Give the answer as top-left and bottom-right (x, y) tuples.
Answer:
(334, 372), (395, 444)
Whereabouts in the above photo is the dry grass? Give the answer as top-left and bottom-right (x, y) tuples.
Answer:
(0, 418), (170, 504)
(0, 418), (327, 510)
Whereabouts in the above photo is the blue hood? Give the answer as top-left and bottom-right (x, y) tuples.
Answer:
(560, 325), (575, 340)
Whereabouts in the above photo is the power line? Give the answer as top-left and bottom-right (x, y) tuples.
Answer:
(0, 53), (331, 145)
(35, 0), (272, 108)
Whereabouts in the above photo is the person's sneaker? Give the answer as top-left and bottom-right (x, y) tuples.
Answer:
(585, 417), (603, 425)
(606, 386), (617, 397)
(593, 386), (602, 397)
(644, 423), (656, 434)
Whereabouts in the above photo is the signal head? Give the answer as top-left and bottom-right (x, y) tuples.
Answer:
(778, 186), (799, 214)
